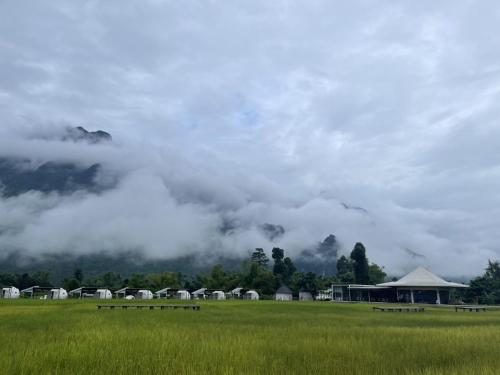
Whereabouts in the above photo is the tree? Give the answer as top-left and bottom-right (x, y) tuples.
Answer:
(32, 271), (52, 287)
(350, 243), (369, 284)
(467, 260), (500, 304)
(147, 272), (182, 291)
(17, 273), (36, 290)
(368, 263), (387, 284)
(129, 273), (148, 288)
(292, 272), (321, 294)
(63, 278), (80, 292)
(0, 273), (17, 288)
(271, 248), (297, 283)
(251, 248), (269, 267)
(272, 248), (285, 276)
(243, 261), (278, 296)
(283, 257), (297, 284)
(74, 268), (84, 284)
(207, 264), (228, 289)
(102, 272), (122, 288)
(336, 255), (352, 275)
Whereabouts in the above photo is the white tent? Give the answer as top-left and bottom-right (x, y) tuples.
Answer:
(176, 290), (191, 300)
(136, 290), (153, 300)
(210, 291), (226, 300)
(244, 290), (259, 300)
(94, 289), (112, 299)
(155, 287), (171, 299)
(192, 288), (208, 299)
(1, 287), (20, 299)
(48, 288), (68, 300)
(230, 287), (244, 299)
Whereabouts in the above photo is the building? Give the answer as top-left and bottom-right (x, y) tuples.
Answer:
(244, 290), (259, 300)
(377, 266), (468, 304)
(275, 285), (293, 301)
(1, 286), (20, 299)
(330, 284), (392, 303)
(299, 289), (314, 301)
(328, 267), (469, 304)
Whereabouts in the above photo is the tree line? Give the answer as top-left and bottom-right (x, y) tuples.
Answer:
(1, 243), (498, 303)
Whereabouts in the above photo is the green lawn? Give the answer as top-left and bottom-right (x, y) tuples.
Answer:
(0, 300), (499, 375)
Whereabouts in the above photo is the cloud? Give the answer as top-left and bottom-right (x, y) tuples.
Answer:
(1, 0), (500, 277)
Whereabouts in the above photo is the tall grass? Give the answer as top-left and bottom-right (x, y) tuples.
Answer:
(0, 300), (499, 374)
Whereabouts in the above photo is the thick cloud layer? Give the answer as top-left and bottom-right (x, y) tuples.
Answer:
(1, 1), (500, 277)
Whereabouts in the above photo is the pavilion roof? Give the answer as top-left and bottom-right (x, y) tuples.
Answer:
(377, 267), (468, 288)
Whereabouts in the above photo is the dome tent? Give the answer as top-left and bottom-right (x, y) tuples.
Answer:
(244, 290), (259, 300)
(210, 291), (226, 300)
(95, 289), (112, 299)
(1, 287), (20, 299)
(49, 288), (68, 300)
(136, 290), (154, 300)
(176, 290), (191, 300)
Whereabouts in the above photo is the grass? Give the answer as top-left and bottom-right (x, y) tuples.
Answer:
(0, 300), (499, 374)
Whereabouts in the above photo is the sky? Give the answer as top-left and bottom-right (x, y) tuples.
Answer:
(1, 0), (500, 278)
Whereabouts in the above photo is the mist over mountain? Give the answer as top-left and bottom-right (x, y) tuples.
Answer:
(1, 1), (499, 278)
(296, 235), (340, 276)
(0, 127), (114, 197)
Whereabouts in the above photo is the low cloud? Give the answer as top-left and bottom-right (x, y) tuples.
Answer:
(1, 1), (500, 278)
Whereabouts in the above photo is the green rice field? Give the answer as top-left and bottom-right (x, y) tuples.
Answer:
(0, 300), (499, 374)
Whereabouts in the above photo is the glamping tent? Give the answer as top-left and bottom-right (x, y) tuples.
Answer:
(299, 289), (314, 301)
(69, 287), (111, 299)
(155, 287), (174, 299)
(20, 286), (53, 299)
(95, 289), (113, 299)
(192, 288), (209, 299)
(176, 290), (190, 300)
(230, 287), (244, 299)
(176, 290), (191, 300)
(275, 285), (293, 301)
(115, 287), (141, 299)
(244, 290), (259, 300)
(1, 287), (20, 299)
(136, 290), (154, 300)
(210, 291), (226, 300)
(48, 288), (68, 300)
(377, 267), (468, 304)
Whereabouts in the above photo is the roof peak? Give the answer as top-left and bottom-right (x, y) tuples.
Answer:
(377, 267), (468, 288)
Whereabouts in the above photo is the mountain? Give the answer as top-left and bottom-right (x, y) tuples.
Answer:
(63, 126), (112, 144)
(0, 127), (111, 197)
(0, 251), (243, 284)
(295, 234), (339, 276)
(259, 223), (285, 241)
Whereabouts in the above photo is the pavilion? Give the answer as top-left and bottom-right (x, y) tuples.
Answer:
(376, 267), (469, 304)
